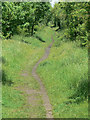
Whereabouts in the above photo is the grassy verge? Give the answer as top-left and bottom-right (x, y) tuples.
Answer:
(2, 27), (55, 118)
(37, 29), (88, 118)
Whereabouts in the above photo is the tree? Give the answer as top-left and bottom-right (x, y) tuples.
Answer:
(51, 2), (89, 45)
(2, 2), (51, 37)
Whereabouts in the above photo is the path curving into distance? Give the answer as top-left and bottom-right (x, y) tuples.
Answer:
(32, 36), (54, 118)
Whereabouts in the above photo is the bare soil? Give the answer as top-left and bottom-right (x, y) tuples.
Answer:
(32, 37), (54, 118)
(16, 37), (54, 118)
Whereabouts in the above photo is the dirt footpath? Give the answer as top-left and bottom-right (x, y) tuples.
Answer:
(32, 37), (54, 118)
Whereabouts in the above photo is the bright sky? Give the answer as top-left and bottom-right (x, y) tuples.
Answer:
(50, 0), (59, 7)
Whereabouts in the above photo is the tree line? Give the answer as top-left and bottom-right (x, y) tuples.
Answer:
(2, 2), (89, 46)
(51, 2), (89, 46)
(2, 2), (51, 38)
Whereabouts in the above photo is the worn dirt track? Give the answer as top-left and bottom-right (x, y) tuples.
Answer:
(32, 36), (54, 118)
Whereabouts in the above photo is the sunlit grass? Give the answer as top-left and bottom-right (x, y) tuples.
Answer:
(2, 27), (55, 118)
(2, 39), (45, 118)
(37, 36), (88, 118)
(2, 26), (88, 118)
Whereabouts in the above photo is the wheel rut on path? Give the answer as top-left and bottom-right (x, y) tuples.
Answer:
(32, 36), (54, 118)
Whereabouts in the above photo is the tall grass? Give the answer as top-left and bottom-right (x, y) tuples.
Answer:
(37, 33), (88, 118)
(2, 26), (88, 118)
(2, 39), (45, 117)
(12, 26), (53, 47)
(2, 26), (55, 118)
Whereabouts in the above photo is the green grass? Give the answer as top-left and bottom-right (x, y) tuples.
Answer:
(2, 86), (26, 118)
(2, 40), (45, 118)
(2, 27), (55, 118)
(2, 26), (88, 118)
(12, 26), (53, 48)
(37, 31), (88, 118)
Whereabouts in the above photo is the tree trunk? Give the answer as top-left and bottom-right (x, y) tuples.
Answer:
(31, 24), (34, 36)
(54, 17), (56, 27)
(57, 19), (61, 29)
